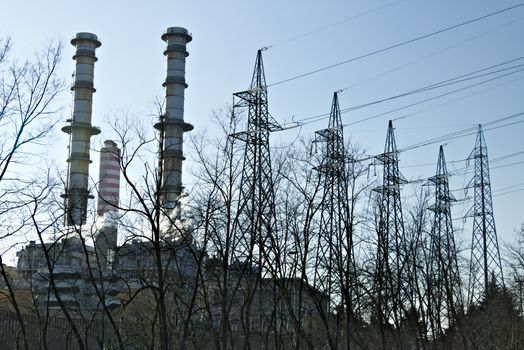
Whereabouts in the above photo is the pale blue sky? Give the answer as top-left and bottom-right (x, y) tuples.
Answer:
(1, 0), (524, 260)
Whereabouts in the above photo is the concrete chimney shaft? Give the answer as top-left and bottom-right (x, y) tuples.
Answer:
(155, 27), (193, 217)
(62, 32), (101, 226)
(97, 140), (120, 217)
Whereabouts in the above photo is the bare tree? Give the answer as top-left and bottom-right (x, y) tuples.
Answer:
(0, 36), (63, 350)
(94, 112), (209, 350)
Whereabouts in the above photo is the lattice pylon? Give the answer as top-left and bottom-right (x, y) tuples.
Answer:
(231, 49), (282, 276)
(466, 124), (504, 306)
(313, 92), (357, 317)
(372, 120), (409, 329)
(427, 145), (463, 339)
(229, 49), (282, 334)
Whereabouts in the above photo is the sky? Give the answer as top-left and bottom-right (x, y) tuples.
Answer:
(1, 0), (524, 263)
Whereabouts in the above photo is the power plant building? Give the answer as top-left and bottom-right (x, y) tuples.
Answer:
(0, 27), (329, 350)
(11, 27), (199, 306)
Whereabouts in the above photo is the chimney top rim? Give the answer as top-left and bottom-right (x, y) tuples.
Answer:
(71, 32), (101, 48)
(103, 140), (118, 147)
(162, 27), (192, 43)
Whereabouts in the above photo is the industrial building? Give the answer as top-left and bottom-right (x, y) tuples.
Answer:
(0, 27), (199, 348)
(0, 26), (330, 350)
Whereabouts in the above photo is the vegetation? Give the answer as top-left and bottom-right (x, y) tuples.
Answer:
(0, 37), (523, 350)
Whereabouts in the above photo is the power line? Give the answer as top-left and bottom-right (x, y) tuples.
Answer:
(493, 187), (524, 197)
(339, 16), (524, 92)
(400, 112), (524, 152)
(490, 150), (524, 163)
(400, 127), (479, 152)
(450, 160), (524, 178)
(346, 113), (524, 169)
(341, 62), (524, 116)
(350, 115), (524, 173)
(340, 73), (524, 136)
(263, 0), (406, 49)
(401, 158), (467, 169)
(267, 2), (524, 87)
(493, 181), (524, 193)
(491, 160), (524, 170)
(402, 154), (524, 177)
(390, 75), (524, 125)
(407, 62), (524, 93)
(444, 144), (524, 177)
(281, 59), (524, 129)
(351, 68), (524, 128)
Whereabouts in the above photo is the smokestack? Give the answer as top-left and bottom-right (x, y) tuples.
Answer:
(97, 140), (120, 217)
(94, 140), (120, 271)
(62, 32), (101, 226)
(154, 27), (193, 219)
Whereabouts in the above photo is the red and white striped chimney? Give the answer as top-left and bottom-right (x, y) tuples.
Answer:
(97, 140), (120, 217)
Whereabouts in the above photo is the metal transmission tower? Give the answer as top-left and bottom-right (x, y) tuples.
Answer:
(313, 91), (356, 317)
(372, 120), (409, 331)
(467, 124), (504, 306)
(427, 146), (463, 338)
(231, 49), (282, 274)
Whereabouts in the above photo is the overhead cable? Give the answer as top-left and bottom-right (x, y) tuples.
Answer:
(338, 16), (524, 92)
(267, 2), (524, 87)
(278, 57), (524, 129)
(263, 0), (406, 50)
(400, 112), (524, 152)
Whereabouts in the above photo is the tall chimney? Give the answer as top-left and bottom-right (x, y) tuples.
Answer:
(62, 32), (101, 226)
(94, 140), (120, 271)
(154, 27), (193, 219)
(97, 140), (120, 217)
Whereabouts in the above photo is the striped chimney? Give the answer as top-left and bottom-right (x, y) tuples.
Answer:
(97, 140), (120, 216)
(62, 32), (101, 226)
